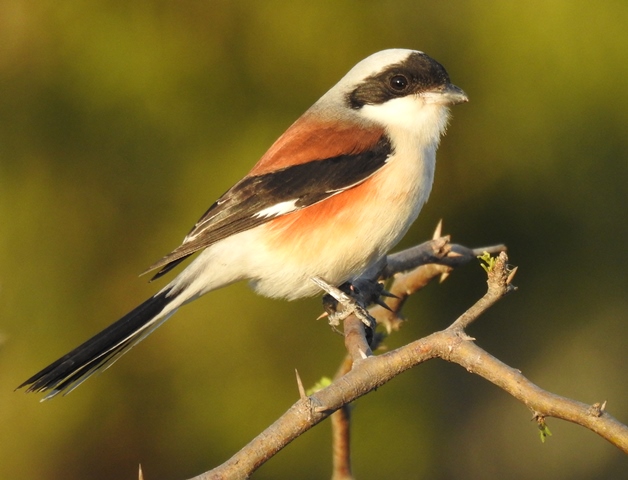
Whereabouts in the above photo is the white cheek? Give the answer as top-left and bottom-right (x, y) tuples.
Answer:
(360, 95), (451, 145)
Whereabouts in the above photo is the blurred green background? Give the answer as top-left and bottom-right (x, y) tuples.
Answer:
(1, 1), (627, 479)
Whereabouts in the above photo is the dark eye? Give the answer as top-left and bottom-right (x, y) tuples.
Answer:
(389, 74), (409, 91)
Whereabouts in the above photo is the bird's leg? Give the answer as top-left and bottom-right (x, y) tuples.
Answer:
(310, 277), (379, 332)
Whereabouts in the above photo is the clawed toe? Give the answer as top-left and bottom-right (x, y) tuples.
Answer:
(311, 277), (377, 330)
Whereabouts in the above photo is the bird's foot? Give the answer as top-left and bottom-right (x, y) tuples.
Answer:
(310, 277), (377, 330)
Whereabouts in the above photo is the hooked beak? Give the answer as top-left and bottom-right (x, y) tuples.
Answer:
(424, 83), (469, 106)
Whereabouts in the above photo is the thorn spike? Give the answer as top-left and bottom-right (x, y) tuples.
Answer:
(433, 219), (443, 239)
(295, 369), (308, 401)
(379, 289), (399, 299)
(374, 297), (393, 311)
(506, 266), (519, 284)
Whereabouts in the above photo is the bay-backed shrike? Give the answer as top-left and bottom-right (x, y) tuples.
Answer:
(20, 49), (467, 399)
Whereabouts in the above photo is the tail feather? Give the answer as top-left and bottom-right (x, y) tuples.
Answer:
(18, 288), (179, 400)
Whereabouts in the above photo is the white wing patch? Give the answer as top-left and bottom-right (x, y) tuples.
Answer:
(253, 199), (299, 219)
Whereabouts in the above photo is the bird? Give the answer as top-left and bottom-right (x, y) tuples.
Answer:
(19, 48), (468, 399)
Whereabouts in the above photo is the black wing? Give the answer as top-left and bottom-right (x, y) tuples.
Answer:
(144, 134), (393, 279)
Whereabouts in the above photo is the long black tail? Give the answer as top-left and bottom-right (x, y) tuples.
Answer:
(19, 288), (179, 400)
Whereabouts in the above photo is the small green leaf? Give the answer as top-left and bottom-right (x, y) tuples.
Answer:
(307, 376), (333, 395)
(537, 418), (553, 443)
(477, 251), (497, 273)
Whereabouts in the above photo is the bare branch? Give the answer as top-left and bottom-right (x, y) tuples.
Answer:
(449, 251), (516, 332)
(382, 237), (505, 279)
(442, 337), (628, 452)
(343, 315), (373, 363)
(330, 356), (355, 480)
(186, 241), (628, 480)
